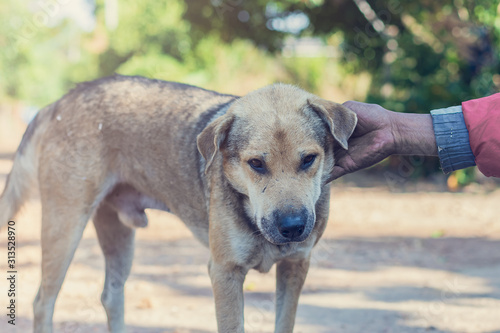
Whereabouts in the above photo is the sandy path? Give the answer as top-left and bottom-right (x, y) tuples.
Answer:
(1, 152), (500, 333)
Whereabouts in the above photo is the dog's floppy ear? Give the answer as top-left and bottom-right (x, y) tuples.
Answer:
(307, 98), (357, 150)
(197, 114), (234, 174)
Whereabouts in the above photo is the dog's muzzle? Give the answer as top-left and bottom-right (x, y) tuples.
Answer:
(261, 207), (314, 244)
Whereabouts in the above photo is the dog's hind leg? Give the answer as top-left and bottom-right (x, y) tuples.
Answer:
(33, 196), (92, 333)
(93, 201), (135, 333)
(274, 258), (310, 333)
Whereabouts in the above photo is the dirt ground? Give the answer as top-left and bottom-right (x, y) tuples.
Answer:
(1, 139), (500, 332)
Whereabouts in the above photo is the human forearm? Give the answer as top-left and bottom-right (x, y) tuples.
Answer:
(332, 101), (466, 180)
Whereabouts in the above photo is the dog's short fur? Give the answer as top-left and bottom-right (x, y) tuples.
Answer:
(0, 75), (356, 333)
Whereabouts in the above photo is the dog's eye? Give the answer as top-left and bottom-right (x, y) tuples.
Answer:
(248, 159), (266, 173)
(301, 154), (317, 170)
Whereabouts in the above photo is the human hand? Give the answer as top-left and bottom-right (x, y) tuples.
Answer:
(331, 101), (437, 180)
(330, 101), (397, 180)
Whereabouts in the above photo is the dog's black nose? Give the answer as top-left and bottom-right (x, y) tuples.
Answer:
(278, 213), (306, 239)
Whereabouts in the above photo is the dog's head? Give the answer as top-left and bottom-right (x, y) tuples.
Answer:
(198, 84), (357, 245)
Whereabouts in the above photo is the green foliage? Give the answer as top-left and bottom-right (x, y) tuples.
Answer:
(455, 167), (476, 186)
(100, 0), (191, 75)
(0, 0), (101, 107)
(282, 57), (327, 92)
(183, 0), (500, 113)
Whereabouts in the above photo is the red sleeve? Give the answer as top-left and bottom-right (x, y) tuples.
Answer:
(462, 93), (500, 177)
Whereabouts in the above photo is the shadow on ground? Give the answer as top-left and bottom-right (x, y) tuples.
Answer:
(22, 234), (496, 332)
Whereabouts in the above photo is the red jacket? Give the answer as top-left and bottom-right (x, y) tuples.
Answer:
(462, 93), (500, 177)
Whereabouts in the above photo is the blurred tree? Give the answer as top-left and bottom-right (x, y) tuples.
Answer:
(184, 0), (500, 111)
(2, 0), (499, 120)
(94, 0), (191, 76)
(0, 0), (99, 107)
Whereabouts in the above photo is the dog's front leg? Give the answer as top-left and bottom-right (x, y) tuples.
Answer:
(274, 258), (310, 333)
(208, 259), (247, 333)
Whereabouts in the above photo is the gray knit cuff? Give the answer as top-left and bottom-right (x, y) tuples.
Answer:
(430, 106), (476, 174)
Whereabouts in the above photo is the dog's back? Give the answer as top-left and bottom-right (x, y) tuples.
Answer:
(0, 75), (237, 237)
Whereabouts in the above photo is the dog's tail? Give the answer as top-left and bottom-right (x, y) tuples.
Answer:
(0, 108), (48, 228)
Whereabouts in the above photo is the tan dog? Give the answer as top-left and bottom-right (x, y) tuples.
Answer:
(0, 75), (356, 333)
